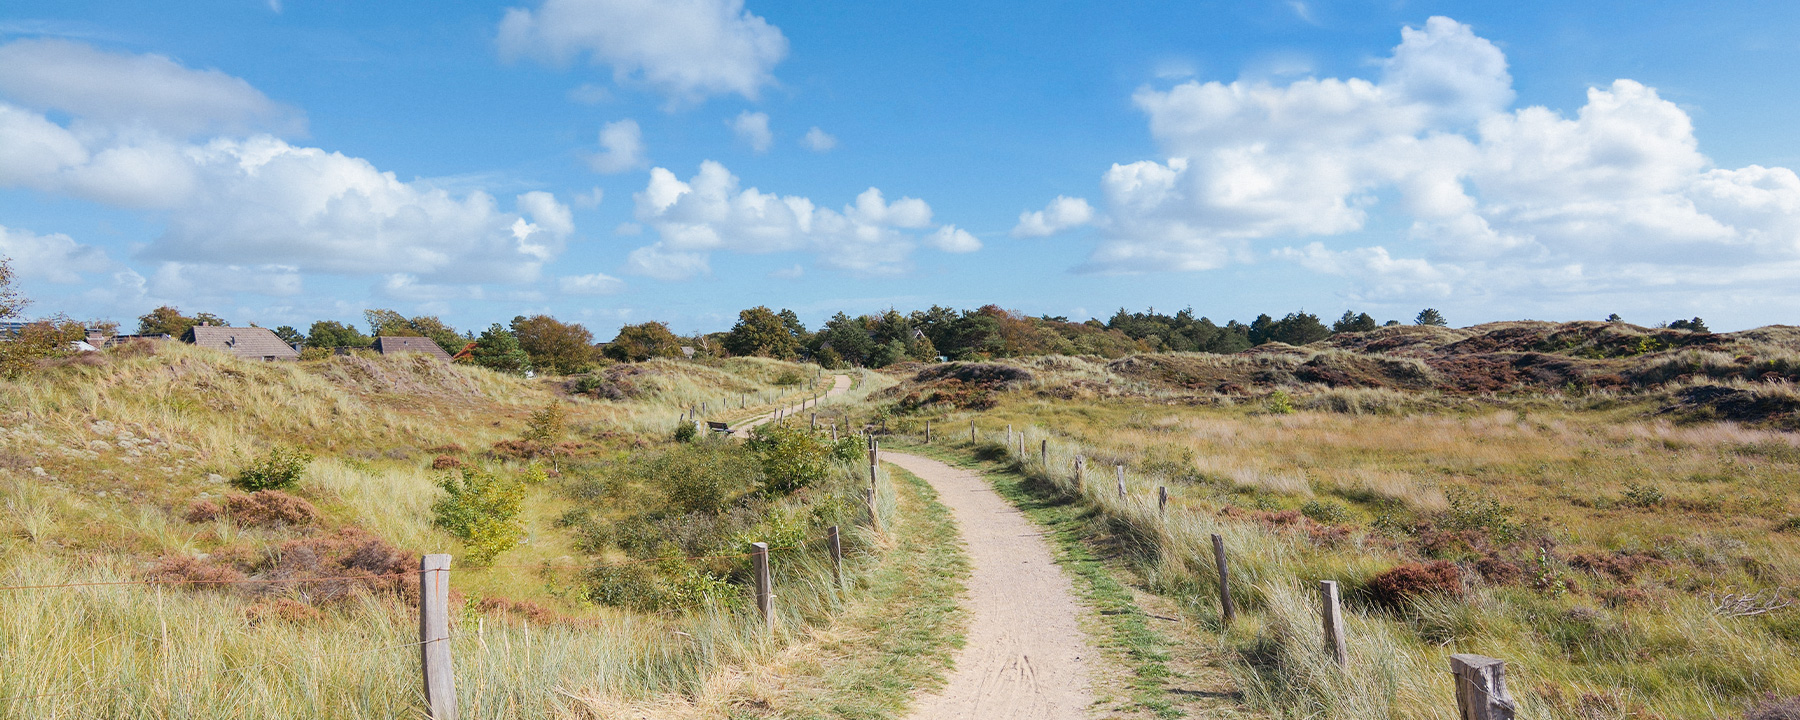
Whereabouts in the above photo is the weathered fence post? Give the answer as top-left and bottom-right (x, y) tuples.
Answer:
(751, 542), (773, 631)
(811, 412), (817, 430)
(926, 419), (932, 443)
(1074, 455), (1084, 488)
(1450, 654), (1516, 719)
(1115, 465), (1126, 498)
(970, 418), (976, 443)
(827, 525), (843, 588)
(832, 425), (839, 442)
(1040, 439), (1048, 468)
(1320, 580), (1347, 668)
(1210, 534), (1234, 625)
(1006, 424), (1012, 446)
(419, 554), (456, 720)
(866, 487), (880, 533)
(1158, 486), (1168, 515)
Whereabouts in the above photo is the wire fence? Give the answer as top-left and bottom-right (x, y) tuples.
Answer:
(0, 530), (855, 709)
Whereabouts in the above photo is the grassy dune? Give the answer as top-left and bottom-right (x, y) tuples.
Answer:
(867, 326), (1800, 719)
(0, 343), (929, 718)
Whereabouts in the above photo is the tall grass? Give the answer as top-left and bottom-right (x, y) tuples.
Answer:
(0, 344), (926, 717)
(930, 415), (1800, 719)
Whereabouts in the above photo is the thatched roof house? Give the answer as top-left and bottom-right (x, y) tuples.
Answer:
(184, 325), (300, 361)
(372, 336), (453, 362)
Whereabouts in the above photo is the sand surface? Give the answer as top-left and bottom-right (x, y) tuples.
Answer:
(886, 452), (1095, 720)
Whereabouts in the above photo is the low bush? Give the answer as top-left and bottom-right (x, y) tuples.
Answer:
(232, 446), (313, 491)
(1300, 499), (1350, 524)
(747, 423), (834, 494)
(1747, 696), (1800, 720)
(184, 490), (319, 527)
(431, 466), (527, 564)
(1368, 561), (1463, 607)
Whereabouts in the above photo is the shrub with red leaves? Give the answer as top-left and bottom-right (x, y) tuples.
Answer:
(184, 490), (318, 527)
(1368, 561), (1464, 607)
(431, 454), (463, 470)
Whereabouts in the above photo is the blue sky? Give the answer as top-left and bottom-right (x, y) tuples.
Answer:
(5, 0), (1800, 336)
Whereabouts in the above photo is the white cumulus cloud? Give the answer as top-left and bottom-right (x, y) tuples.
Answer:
(0, 37), (303, 137)
(801, 126), (836, 152)
(729, 110), (772, 153)
(0, 224), (113, 283)
(926, 225), (982, 253)
(558, 272), (626, 295)
(587, 118), (647, 173)
(1011, 195), (1094, 238)
(498, 0), (788, 104)
(624, 160), (970, 280)
(1051, 15), (1800, 307)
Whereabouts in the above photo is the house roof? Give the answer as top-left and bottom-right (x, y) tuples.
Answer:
(373, 336), (454, 361)
(185, 326), (300, 361)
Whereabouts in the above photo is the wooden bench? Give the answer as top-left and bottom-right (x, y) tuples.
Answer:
(706, 421), (732, 434)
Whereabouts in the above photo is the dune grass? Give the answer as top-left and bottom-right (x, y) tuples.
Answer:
(877, 381), (1800, 719)
(0, 344), (954, 718)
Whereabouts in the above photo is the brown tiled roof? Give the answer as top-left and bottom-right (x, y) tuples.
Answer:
(373, 336), (454, 362)
(185, 326), (300, 361)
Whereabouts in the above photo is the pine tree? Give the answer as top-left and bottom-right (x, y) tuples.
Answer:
(468, 324), (532, 375)
(1415, 308), (1448, 327)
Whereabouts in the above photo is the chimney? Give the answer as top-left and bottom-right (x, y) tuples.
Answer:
(201, 321), (210, 327)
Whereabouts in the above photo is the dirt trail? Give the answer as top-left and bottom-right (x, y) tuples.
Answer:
(885, 452), (1095, 720)
(731, 374), (852, 437)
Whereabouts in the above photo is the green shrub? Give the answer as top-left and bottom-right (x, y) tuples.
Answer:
(431, 466), (527, 564)
(1620, 482), (1666, 508)
(646, 442), (764, 514)
(232, 447), (313, 491)
(1441, 488), (1522, 543)
(747, 423), (833, 494)
(1301, 499), (1350, 524)
(673, 422), (698, 443)
(774, 368), (805, 386)
(1775, 516), (1800, 533)
(1265, 389), (1295, 414)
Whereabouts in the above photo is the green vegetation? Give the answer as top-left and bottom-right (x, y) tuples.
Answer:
(230, 446), (313, 492)
(431, 465), (529, 564)
(856, 322), (1800, 719)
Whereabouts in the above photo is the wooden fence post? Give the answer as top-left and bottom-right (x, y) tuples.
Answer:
(970, 418), (976, 443)
(1449, 654), (1516, 720)
(1158, 486), (1168, 515)
(1074, 455), (1084, 488)
(419, 554), (456, 720)
(827, 525), (843, 588)
(1115, 465), (1126, 498)
(926, 420), (932, 443)
(866, 487), (880, 533)
(1006, 424), (1012, 446)
(751, 542), (773, 631)
(1210, 534), (1234, 625)
(1040, 439), (1048, 467)
(1320, 580), (1347, 668)
(811, 412), (817, 430)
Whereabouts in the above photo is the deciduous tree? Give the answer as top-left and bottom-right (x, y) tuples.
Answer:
(511, 314), (596, 375)
(605, 321), (684, 362)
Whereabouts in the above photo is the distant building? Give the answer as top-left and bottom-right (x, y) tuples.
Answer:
(680, 346), (696, 358)
(184, 325), (300, 362)
(372, 336), (454, 362)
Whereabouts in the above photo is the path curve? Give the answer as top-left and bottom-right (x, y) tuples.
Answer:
(886, 452), (1094, 720)
(731, 374), (852, 437)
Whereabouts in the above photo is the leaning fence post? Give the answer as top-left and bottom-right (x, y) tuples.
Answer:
(1115, 465), (1126, 498)
(1211, 534), (1235, 625)
(1320, 580), (1348, 668)
(1449, 654), (1516, 720)
(751, 542), (773, 631)
(1158, 486), (1168, 515)
(419, 554), (456, 720)
(866, 487), (881, 533)
(827, 525), (843, 588)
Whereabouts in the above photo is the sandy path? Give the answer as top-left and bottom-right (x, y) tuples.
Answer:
(731, 374), (852, 437)
(886, 452), (1094, 720)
